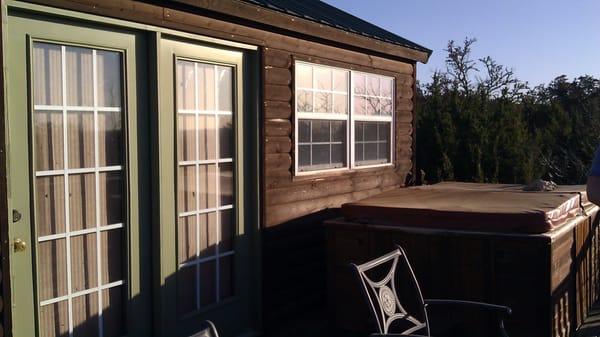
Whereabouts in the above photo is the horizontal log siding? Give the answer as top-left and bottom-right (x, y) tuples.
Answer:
(263, 47), (415, 227)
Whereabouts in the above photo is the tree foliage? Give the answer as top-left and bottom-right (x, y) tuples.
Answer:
(416, 38), (600, 185)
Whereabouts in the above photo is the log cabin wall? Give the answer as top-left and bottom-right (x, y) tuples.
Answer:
(261, 45), (415, 332)
(1, 1), (423, 335)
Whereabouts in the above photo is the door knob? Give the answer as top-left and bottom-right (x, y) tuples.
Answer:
(13, 239), (27, 253)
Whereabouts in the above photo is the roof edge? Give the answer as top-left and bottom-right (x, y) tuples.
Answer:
(172, 0), (431, 63)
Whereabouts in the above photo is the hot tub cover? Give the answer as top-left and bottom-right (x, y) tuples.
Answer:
(341, 182), (587, 234)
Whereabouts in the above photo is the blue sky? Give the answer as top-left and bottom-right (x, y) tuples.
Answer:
(323, 0), (600, 86)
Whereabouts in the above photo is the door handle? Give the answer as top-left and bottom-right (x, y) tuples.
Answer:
(13, 238), (27, 253)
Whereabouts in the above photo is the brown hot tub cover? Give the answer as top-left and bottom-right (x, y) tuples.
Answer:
(341, 182), (587, 234)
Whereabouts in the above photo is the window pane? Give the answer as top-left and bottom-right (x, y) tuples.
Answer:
(178, 165), (196, 213)
(34, 110), (64, 171)
(33, 43), (62, 106)
(102, 287), (124, 337)
(69, 173), (96, 231)
(177, 60), (195, 110)
(379, 122), (391, 141)
(354, 96), (366, 115)
(39, 300), (69, 337)
(297, 90), (313, 113)
(177, 266), (197, 316)
(198, 64), (215, 111)
(199, 261), (217, 306)
(98, 172), (124, 226)
(378, 141), (390, 162)
(72, 293), (99, 337)
(65, 46), (93, 106)
(298, 120), (311, 142)
(219, 209), (234, 253)
(312, 144), (330, 166)
(71, 233), (98, 292)
(366, 75), (380, 96)
(364, 122), (378, 141)
(199, 115), (216, 160)
(296, 63), (313, 88)
(365, 143), (378, 161)
(366, 97), (380, 115)
(178, 215), (197, 264)
(38, 239), (68, 301)
(353, 73), (365, 95)
(333, 94), (348, 114)
(220, 256), (234, 300)
(96, 50), (122, 108)
(219, 115), (233, 159)
(219, 163), (233, 206)
(98, 110), (123, 166)
(100, 229), (123, 285)
(298, 145), (311, 168)
(331, 143), (346, 166)
(381, 98), (393, 116)
(35, 176), (66, 236)
(331, 121), (346, 142)
(314, 66), (332, 90)
(355, 122), (364, 142)
(333, 69), (348, 92)
(382, 78), (393, 98)
(178, 114), (196, 162)
(314, 92), (332, 113)
(217, 66), (233, 112)
(67, 111), (94, 169)
(198, 164), (217, 209)
(312, 120), (330, 142)
(199, 212), (217, 258)
(355, 143), (364, 162)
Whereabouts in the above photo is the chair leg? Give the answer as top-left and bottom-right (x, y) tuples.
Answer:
(499, 318), (509, 337)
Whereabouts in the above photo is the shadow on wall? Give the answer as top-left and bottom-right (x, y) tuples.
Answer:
(261, 208), (341, 337)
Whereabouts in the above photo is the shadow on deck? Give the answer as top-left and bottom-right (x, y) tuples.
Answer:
(578, 302), (600, 337)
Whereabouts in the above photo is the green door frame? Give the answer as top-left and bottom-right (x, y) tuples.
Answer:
(154, 35), (261, 337)
(4, 7), (151, 337)
(3, 2), (262, 337)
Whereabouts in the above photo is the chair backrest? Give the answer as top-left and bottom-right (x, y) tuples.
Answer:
(351, 246), (430, 336)
(188, 320), (220, 337)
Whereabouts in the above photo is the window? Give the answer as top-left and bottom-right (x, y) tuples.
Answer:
(294, 62), (394, 174)
(295, 63), (349, 172)
(352, 72), (394, 167)
(175, 60), (235, 315)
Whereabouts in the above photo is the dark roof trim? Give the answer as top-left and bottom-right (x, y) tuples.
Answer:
(242, 0), (431, 55)
(171, 0), (431, 63)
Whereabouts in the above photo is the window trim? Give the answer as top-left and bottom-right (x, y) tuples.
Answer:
(294, 61), (351, 176)
(294, 61), (395, 176)
(350, 70), (395, 170)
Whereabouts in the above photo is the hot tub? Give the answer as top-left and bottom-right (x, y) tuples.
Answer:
(326, 182), (600, 337)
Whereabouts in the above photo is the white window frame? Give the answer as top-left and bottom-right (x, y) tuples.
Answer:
(350, 71), (395, 169)
(294, 61), (351, 176)
(294, 61), (395, 176)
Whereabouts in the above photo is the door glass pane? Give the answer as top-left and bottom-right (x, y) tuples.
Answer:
(175, 59), (236, 314)
(32, 42), (126, 337)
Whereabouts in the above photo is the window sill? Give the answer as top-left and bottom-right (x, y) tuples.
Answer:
(292, 163), (395, 182)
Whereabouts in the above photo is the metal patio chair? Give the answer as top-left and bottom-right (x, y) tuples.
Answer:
(351, 246), (511, 337)
(189, 320), (219, 337)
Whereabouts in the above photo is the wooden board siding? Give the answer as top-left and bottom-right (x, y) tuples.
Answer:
(326, 209), (600, 337)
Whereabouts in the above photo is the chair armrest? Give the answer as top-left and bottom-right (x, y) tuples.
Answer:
(424, 299), (512, 315)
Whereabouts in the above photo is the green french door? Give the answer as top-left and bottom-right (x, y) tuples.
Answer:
(6, 11), (150, 337)
(156, 37), (258, 337)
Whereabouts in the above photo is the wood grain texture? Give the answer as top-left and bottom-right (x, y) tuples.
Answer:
(264, 66), (291, 86)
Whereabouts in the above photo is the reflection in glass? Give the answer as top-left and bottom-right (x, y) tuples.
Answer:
(34, 110), (64, 171)
(97, 50), (122, 107)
